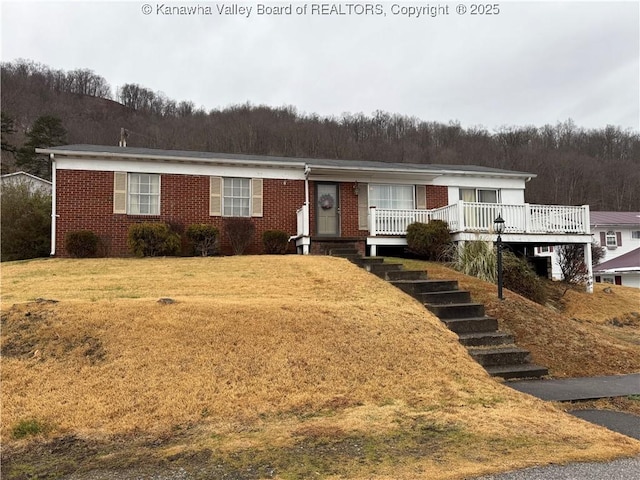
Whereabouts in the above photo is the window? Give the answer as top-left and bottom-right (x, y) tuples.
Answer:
(632, 231), (640, 239)
(369, 184), (414, 210)
(128, 173), (160, 215)
(459, 188), (499, 203)
(223, 177), (251, 217)
(606, 231), (617, 247)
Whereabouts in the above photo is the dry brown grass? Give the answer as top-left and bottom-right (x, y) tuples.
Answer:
(2, 256), (639, 479)
(389, 258), (640, 378)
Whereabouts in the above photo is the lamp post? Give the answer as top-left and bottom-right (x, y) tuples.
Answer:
(494, 214), (505, 300)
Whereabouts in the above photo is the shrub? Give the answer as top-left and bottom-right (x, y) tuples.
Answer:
(225, 217), (255, 255)
(557, 242), (606, 284)
(0, 184), (51, 261)
(64, 230), (99, 258)
(127, 222), (181, 257)
(263, 229), (290, 254)
(450, 240), (497, 282)
(406, 220), (451, 260)
(502, 251), (547, 304)
(186, 224), (219, 256)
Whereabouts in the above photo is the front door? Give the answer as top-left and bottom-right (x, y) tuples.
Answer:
(316, 183), (340, 236)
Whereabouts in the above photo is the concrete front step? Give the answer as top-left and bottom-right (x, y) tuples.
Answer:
(427, 302), (485, 319)
(333, 253), (362, 262)
(365, 263), (405, 278)
(457, 331), (515, 347)
(384, 270), (428, 281)
(329, 248), (359, 256)
(352, 257), (385, 267)
(390, 279), (460, 297)
(485, 364), (549, 380)
(419, 290), (472, 305)
(442, 317), (499, 334)
(469, 346), (531, 367)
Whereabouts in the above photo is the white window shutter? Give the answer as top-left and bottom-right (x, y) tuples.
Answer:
(251, 178), (263, 217)
(416, 185), (427, 209)
(358, 184), (369, 230)
(210, 177), (222, 216)
(113, 172), (127, 214)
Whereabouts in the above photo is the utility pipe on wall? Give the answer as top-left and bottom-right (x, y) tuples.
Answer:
(50, 154), (57, 256)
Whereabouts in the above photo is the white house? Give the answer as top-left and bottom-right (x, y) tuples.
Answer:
(0, 171), (52, 194)
(536, 211), (640, 287)
(593, 247), (640, 288)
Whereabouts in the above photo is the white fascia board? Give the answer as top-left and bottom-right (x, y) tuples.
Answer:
(595, 268), (640, 274)
(54, 157), (306, 180)
(38, 148), (307, 169)
(307, 167), (440, 183)
(308, 173), (440, 184)
(432, 175), (526, 189)
(452, 232), (594, 244)
(592, 224), (640, 229)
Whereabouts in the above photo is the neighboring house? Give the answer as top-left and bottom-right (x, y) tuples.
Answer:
(537, 211), (640, 284)
(593, 247), (640, 288)
(36, 144), (595, 289)
(591, 212), (640, 263)
(0, 171), (52, 194)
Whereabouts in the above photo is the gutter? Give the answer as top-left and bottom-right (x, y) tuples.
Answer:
(35, 148), (307, 170)
(50, 154), (57, 256)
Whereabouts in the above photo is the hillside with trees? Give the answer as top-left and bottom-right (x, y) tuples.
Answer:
(2, 58), (638, 210)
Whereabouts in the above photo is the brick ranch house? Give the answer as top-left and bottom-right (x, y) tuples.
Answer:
(38, 144), (595, 290)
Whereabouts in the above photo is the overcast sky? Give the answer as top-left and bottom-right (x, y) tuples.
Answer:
(1, 0), (639, 131)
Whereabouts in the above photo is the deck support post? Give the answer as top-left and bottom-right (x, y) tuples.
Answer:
(584, 241), (593, 293)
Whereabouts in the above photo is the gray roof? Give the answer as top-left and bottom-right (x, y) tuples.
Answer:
(591, 211), (640, 227)
(39, 144), (535, 178)
(595, 247), (640, 271)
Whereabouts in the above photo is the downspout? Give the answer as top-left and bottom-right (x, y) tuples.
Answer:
(304, 164), (311, 206)
(50, 154), (57, 256)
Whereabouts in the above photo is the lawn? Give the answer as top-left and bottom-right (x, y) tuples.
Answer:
(2, 256), (639, 479)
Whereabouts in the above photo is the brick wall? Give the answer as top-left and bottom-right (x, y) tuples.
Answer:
(56, 170), (305, 256)
(56, 171), (451, 257)
(426, 185), (449, 209)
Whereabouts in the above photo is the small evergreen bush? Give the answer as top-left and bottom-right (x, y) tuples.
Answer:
(263, 229), (290, 254)
(225, 217), (255, 255)
(64, 230), (99, 258)
(186, 224), (219, 256)
(503, 251), (547, 304)
(127, 222), (181, 257)
(0, 184), (51, 261)
(406, 220), (451, 260)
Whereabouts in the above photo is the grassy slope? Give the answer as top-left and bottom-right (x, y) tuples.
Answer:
(2, 257), (639, 479)
(389, 259), (640, 378)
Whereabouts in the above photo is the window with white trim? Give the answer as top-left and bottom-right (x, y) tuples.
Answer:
(223, 177), (251, 217)
(369, 184), (414, 209)
(606, 231), (617, 247)
(128, 173), (160, 215)
(632, 231), (640, 239)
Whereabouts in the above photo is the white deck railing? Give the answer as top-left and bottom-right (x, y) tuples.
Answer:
(370, 201), (590, 236)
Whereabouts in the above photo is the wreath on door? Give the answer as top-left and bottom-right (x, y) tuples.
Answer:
(319, 194), (335, 210)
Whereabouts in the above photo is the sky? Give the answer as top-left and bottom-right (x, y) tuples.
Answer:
(1, 0), (639, 131)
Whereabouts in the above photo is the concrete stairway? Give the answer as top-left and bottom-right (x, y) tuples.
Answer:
(330, 247), (548, 380)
